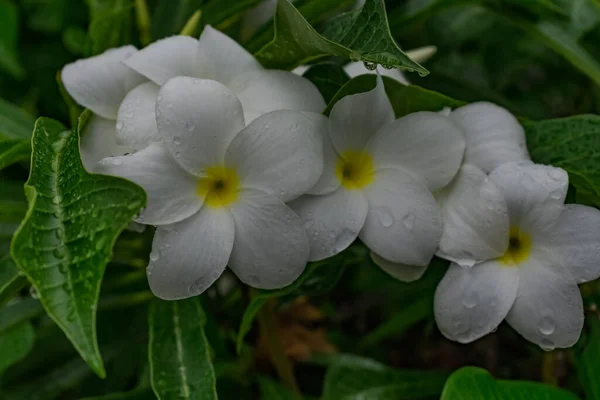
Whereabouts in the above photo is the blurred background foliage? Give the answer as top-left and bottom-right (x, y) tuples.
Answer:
(1, 0), (600, 399)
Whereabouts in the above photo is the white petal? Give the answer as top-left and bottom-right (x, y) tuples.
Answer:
(307, 122), (341, 195)
(228, 189), (310, 289)
(506, 251), (584, 350)
(197, 25), (263, 85)
(116, 82), (160, 150)
(344, 62), (409, 84)
(80, 114), (133, 172)
(288, 189), (368, 261)
(435, 164), (509, 265)
(450, 102), (530, 173)
(147, 207), (234, 300)
(97, 143), (201, 225)
(225, 110), (324, 202)
(62, 46), (144, 119)
(156, 77), (245, 175)
(370, 252), (428, 282)
(490, 162), (568, 232)
(405, 46), (437, 64)
(434, 260), (519, 343)
(535, 204), (600, 283)
(229, 69), (326, 123)
(329, 75), (394, 154)
(367, 111), (466, 191)
(123, 36), (199, 85)
(359, 168), (442, 266)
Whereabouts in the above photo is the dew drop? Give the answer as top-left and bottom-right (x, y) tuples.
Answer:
(462, 291), (479, 308)
(363, 61), (377, 71)
(29, 286), (40, 299)
(540, 338), (555, 351)
(349, 52), (361, 62)
(149, 251), (159, 262)
(538, 316), (555, 335)
(186, 123), (195, 132)
(58, 263), (68, 274)
(52, 195), (62, 204)
(303, 219), (315, 230)
(550, 188), (563, 200)
(173, 136), (181, 145)
(51, 140), (65, 153)
(175, 151), (181, 158)
(373, 207), (394, 227)
(402, 213), (416, 231)
(549, 168), (565, 181)
(116, 121), (124, 131)
(53, 247), (66, 259)
(333, 229), (355, 254)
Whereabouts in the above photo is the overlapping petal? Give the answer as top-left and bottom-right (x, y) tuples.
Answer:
(80, 115), (133, 172)
(489, 162), (568, 231)
(123, 36), (200, 85)
(359, 168), (442, 266)
(116, 81), (160, 150)
(370, 252), (428, 282)
(228, 189), (310, 289)
(225, 110), (324, 202)
(62, 45), (144, 119)
(450, 102), (529, 173)
(329, 75), (394, 154)
(436, 164), (509, 265)
(147, 207), (234, 300)
(229, 69), (326, 123)
(506, 251), (584, 350)
(367, 111), (465, 191)
(434, 260), (519, 343)
(156, 77), (245, 175)
(306, 115), (341, 195)
(97, 143), (201, 225)
(289, 188), (368, 261)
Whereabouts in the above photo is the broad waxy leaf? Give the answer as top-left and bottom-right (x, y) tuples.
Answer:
(149, 297), (217, 400)
(302, 62), (350, 104)
(0, 97), (36, 170)
(575, 316), (600, 400)
(10, 117), (146, 377)
(322, 355), (448, 400)
(441, 367), (580, 399)
(236, 245), (366, 353)
(0, 322), (35, 375)
(255, 0), (427, 75)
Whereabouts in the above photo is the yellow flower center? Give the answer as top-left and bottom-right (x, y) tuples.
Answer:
(499, 226), (532, 266)
(336, 150), (375, 190)
(197, 165), (240, 208)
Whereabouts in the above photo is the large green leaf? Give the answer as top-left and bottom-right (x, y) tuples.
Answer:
(0, 0), (25, 80)
(0, 322), (35, 375)
(10, 117), (146, 378)
(441, 367), (580, 399)
(322, 355), (448, 400)
(0, 97), (35, 170)
(302, 62), (350, 104)
(575, 316), (600, 400)
(523, 115), (600, 201)
(86, 0), (134, 55)
(236, 244), (366, 353)
(149, 297), (217, 400)
(255, 0), (427, 75)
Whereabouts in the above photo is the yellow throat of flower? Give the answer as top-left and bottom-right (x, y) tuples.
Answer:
(197, 165), (240, 207)
(500, 226), (532, 266)
(336, 150), (375, 190)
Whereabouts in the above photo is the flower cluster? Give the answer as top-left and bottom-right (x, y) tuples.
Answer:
(62, 26), (600, 351)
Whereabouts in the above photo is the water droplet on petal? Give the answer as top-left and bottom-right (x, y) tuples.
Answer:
(540, 338), (555, 351)
(462, 291), (479, 308)
(303, 219), (315, 230)
(402, 213), (416, 231)
(538, 316), (555, 335)
(116, 121), (124, 130)
(363, 61), (377, 71)
(372, 207), (394, 227)
(149, 251), (159, 262)
(549, 168), (566, 181)
(550, 188), (562, 200)
(173, 136), (181, 145)
(332, 228), (355, 254)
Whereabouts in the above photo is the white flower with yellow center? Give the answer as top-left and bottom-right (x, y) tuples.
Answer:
(97, 77), (325, 300)
(289, 76), (466, 267)
(61, 46), (145, 171)
(434, 161), (600, 350)
(372, 102), (531, 281)
(62, 26), (325, 168)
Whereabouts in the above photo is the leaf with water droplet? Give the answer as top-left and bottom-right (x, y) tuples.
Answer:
(10, 117), (147, 378)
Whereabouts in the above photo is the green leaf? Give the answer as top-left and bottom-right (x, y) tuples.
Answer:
(0, 97), (35, 170)
(10, 117), (146, 377)
(0, 298), (43, 334)
(325, 75), (465, 116)
(236, 245), (365, 353)
(322, 355), (448, 400)
(0, 322), (35, 375)
(0, 0), (25, 80)
(258, 376), (299, 400)
(255, 0), (427, 75)
(149, 297), (217, 400)
(0, 179), (28, 256)
(575, 316), (600, 400)
(523, 115), (600, 201)
(86, 0), (134, 55)
(0, 257), (27, 307)
(201, 0), (264, 28)
(441, 367), (580, 399)
(302, 62), (350, 104)
(79, 388), (155, 400)
(150, 0), (203, 40)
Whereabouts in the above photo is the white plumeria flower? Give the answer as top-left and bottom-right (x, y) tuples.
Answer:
(98, 77), (325, 300)
(61, 46), (145, 171)
(372, 102), (531, 281)
(118, 25), (325, 150)
(434, 161), (600, 350)
(289, 76), (465, 269)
